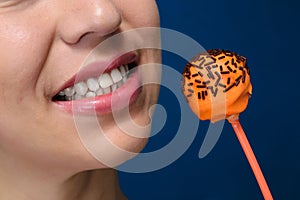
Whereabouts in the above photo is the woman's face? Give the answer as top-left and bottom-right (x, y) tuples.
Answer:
(0, 0), (160, 172)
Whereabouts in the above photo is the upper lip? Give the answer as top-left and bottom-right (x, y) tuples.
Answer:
(51, 51), (139, 99)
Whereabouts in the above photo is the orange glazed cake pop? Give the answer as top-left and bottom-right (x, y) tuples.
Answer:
(182, 49), (273, 199)
(182, 49), (252, 122)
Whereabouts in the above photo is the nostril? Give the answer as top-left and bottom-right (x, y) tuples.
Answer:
(77, 32), (93, 44)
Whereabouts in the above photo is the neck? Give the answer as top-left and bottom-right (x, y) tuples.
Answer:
(0, 162), (126, 200)
(63, 169), (127, 200)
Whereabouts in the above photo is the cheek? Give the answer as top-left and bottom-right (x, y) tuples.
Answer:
(0, 14), (58, 150)
(116, 0), (160, 27)
(0, 17), (53, 106)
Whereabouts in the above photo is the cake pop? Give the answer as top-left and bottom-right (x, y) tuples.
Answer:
(182, 49), (252, 122)
(182, 49), (273, 200)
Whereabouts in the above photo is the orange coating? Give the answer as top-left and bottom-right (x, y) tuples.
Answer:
(182, 49), (252, 122)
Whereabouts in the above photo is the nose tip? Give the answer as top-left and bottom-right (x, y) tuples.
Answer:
(88, 3), (122, 37)
(58, 0), (122, 45)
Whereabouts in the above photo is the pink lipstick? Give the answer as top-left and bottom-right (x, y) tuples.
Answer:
(52, 52), (141, 115)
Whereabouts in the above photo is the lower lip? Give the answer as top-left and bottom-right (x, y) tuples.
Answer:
(53, 69), (141, 115)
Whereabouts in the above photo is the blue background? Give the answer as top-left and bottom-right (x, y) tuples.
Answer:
(119, 0), (300, 199)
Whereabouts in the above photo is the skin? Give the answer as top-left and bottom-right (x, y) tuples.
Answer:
(0, 0), (160, 199)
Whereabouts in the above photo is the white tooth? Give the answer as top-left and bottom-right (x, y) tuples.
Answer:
(74, 82), (88, 96)
(125, 64), (129, 72)
(110, 68), (123, 83)
(86, 91), (96, 98)
(111, 84), (117, 92)
(74, 93), (83, 100)
(96, 88), (103, 96)
(119, 65), (127, 77)
(66, 96), (72, 101)
(103, 87), (111, 94)
(86, 78), (100, 92)
(117, 81), (123, 88)
(98, 73), (113, 88)
(58, 91), (65, 96)
(122, 76), (127, 84)
(64, 87), (75, 97)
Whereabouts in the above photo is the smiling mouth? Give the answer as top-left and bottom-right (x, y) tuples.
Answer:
(51, 52), (142, 115)
(52, 62), (137, 102)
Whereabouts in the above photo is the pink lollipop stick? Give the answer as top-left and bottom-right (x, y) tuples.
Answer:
(229, 117), (273, 200)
